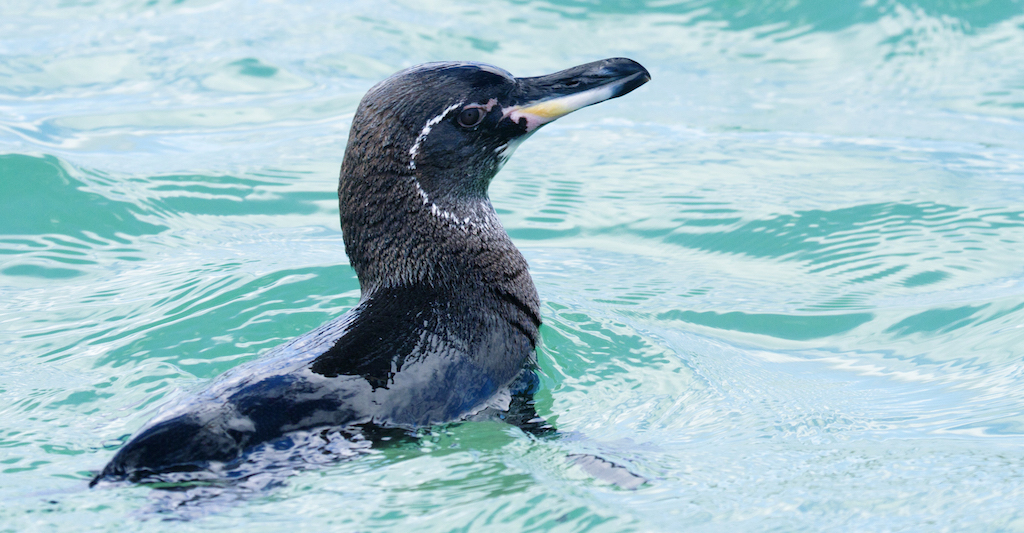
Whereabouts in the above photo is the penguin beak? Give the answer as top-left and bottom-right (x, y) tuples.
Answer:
(504, 58), (650, 133)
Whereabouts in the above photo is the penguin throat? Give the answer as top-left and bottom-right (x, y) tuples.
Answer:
(493, 134), (530, 171)
(410, 176), (491, 230)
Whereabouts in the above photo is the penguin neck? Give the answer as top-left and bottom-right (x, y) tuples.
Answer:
(408, 175), (495, 231)
(339, 170), (535, 302)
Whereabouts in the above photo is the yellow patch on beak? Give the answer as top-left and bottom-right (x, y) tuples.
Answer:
(516, 99), (575, 120)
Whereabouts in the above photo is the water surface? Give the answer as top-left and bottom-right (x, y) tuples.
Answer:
(2, 0), (1024, 530)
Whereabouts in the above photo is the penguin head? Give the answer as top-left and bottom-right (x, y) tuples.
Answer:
(342, 58), (650, 203)
(339, 59), (649, 290)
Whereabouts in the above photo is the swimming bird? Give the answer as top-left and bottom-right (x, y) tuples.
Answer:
(92, 57), (650, 484)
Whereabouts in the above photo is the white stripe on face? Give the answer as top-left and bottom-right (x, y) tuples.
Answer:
(408, 102), (464, 170)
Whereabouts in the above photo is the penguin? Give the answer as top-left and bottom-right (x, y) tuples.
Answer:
(92, 57), (650, 484)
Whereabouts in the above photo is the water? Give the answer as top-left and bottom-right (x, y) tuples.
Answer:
(2, 0), (1024, 530)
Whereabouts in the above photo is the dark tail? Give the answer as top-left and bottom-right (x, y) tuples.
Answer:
(90, 414), (242, 486)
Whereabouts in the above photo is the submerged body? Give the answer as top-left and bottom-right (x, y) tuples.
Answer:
(94, 58), (649, 483)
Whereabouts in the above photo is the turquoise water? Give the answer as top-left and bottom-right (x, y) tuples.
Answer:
(3, 0), (1024, 529)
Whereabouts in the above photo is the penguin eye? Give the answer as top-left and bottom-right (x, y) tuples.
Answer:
(456, 107), (486, 128)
